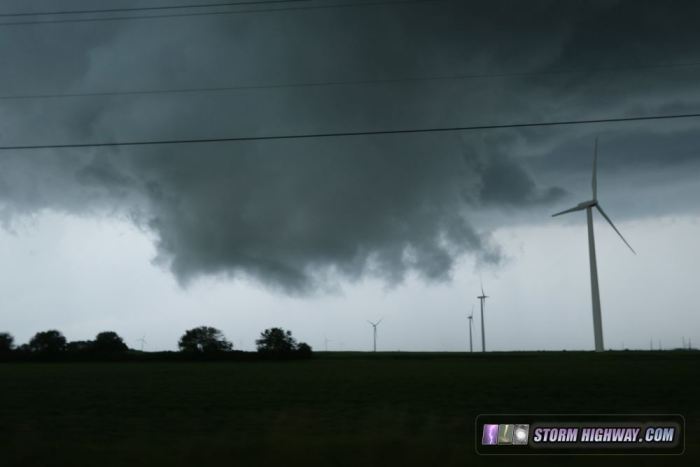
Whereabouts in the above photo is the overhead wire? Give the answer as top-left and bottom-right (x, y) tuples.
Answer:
(0, 0), (443, 27)
(0, 0), (308, 17)
(3, 59), (700, 101)
(2, 111), (700, 151)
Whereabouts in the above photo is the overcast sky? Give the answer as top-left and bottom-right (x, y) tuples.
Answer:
(0, 0), (698, 351)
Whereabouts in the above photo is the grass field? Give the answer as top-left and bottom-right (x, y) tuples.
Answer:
(1, 351), (697, 466)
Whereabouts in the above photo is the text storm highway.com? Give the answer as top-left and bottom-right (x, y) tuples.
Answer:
(477, 415), (685, 455)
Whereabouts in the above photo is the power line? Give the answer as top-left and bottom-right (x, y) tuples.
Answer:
(2, 111), (700, 151)
(0, 1), (306, 17)
(3, 60), (700, 101)
(0, 0), (441, 27)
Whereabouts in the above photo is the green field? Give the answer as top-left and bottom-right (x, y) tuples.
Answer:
(1, 351), (697, 466)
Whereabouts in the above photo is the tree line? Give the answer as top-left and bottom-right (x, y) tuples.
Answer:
(0, 326), (312, 360)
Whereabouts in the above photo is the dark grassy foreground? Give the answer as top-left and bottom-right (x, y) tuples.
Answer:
(1, 351), (697, 467)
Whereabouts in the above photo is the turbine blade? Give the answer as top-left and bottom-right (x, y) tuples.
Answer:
(596, 205), (636, 254)
(551, 204), (586, 217)
(592, 137), (598, 200)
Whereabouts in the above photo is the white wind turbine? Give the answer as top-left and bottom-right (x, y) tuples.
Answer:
(137, 336), (147, 352)
(552, 138), (636, 352)
(468, 305), (474, 353)
(367, 319), (382, 352)
(477, 284), (488, 352)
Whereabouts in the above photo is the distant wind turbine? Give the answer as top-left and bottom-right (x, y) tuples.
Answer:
(367, 319), (382, 352)
(552, 138), (636, 352)
(477, 283), (489, 352)
(468, 305), (474, 353)
(137, 336), (147, 352)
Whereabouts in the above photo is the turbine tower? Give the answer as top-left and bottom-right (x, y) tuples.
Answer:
(368, 319), (382, 352)
(552, 138), (636, 352)
(468, 305), (474, 353)
(137, 336), (147, 352)
(477, 284), (488, 352)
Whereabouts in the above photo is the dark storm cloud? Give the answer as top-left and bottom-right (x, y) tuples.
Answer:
(129, 139), (503, 292)
(0, 0), (699, 291)
(477, 153), (566, 206)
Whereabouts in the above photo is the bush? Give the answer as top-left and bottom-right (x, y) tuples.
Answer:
(296, 342), (313, 358)
(66, 340), (94, 353)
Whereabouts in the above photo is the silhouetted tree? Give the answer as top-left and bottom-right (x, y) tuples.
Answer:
(0, 332), (14, 353)
(256, 328), (312, 357)
(28, 330), (67, 354)
(93, 331), (129, 353)
(256, 328), (297, 353)
(296, 342), (313, 358)
(178, 326), (233, 353)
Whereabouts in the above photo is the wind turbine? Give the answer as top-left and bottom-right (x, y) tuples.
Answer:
(552, 138), (636, 352)
(137, 336), (147, 352)
(477, 284), (488, 352)
(468, 305), (474, 353)
(367, 319), (382, 352)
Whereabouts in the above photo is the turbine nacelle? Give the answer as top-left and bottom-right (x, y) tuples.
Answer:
(551, 199), (596, 217)
(551, 199), (635, 255)
(551, 139), (634, 255)
(477, 283), (488, 300)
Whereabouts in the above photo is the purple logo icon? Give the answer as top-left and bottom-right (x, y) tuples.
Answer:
(482, 424), (499, 445)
